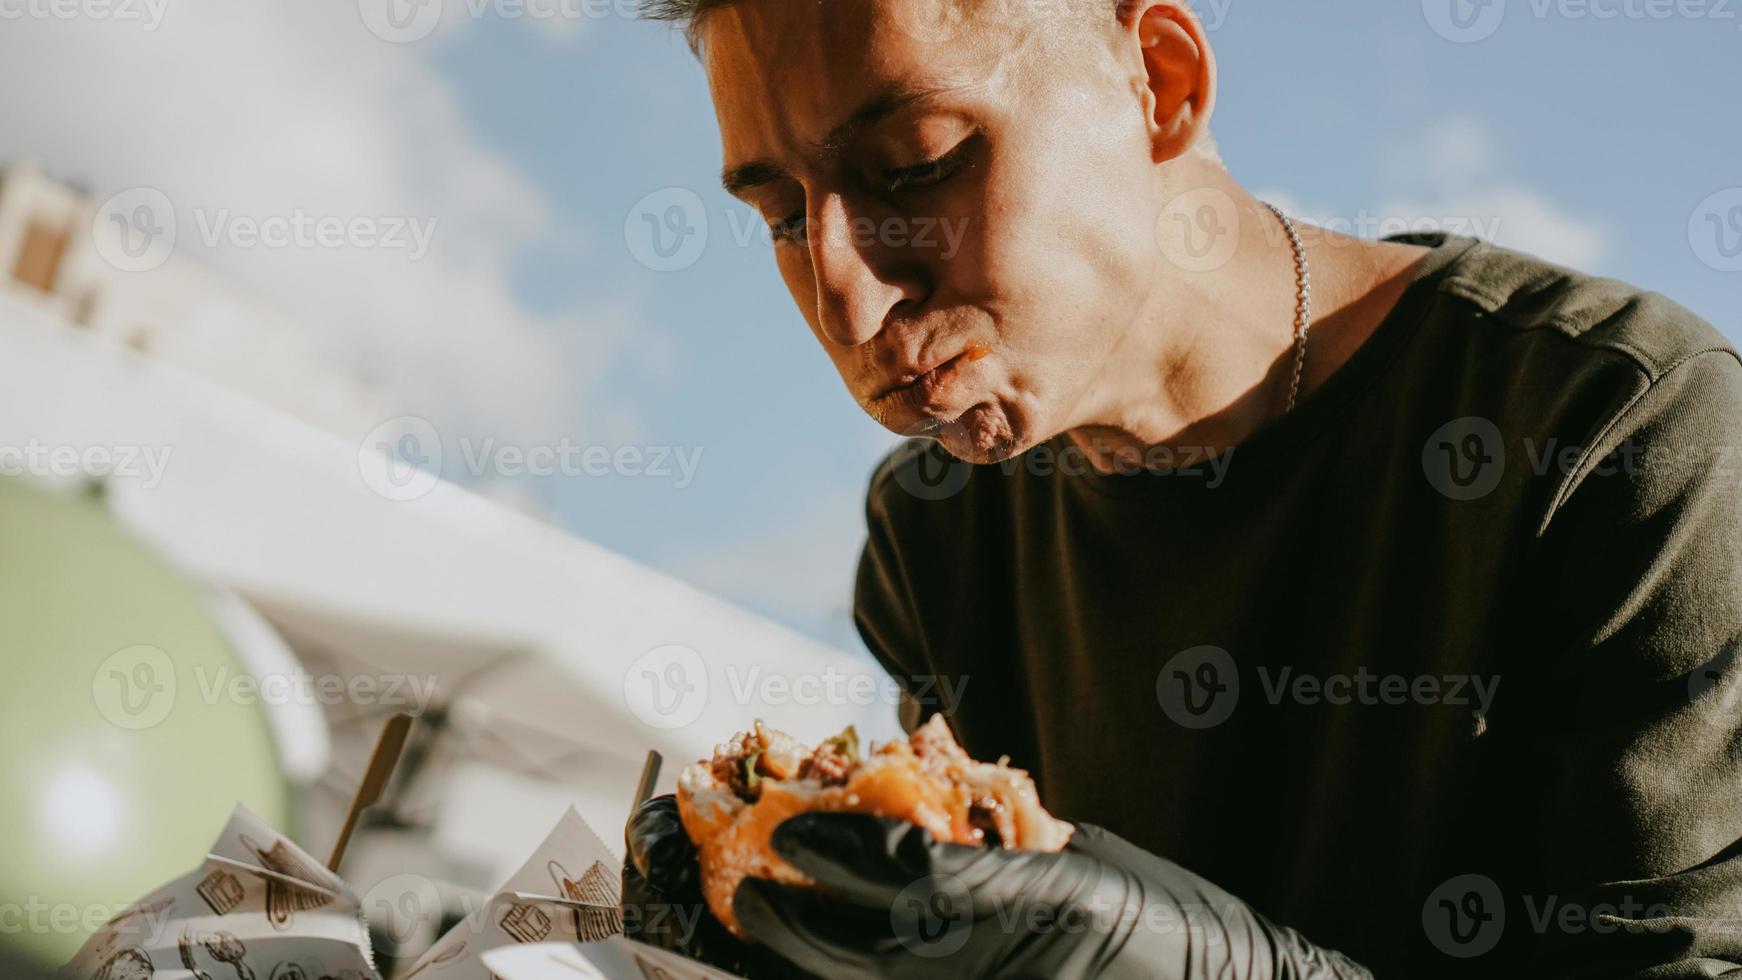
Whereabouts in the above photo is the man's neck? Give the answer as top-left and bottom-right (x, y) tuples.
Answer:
(1064, 171), (1433, 475)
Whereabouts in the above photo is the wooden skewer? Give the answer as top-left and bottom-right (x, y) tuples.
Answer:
(632, 749), (662, 811)
(327, 712), (415, 872)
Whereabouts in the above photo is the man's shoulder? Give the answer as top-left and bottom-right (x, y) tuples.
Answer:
(1424, 234), (1736, 381)
(1411, 236), (1742, 508)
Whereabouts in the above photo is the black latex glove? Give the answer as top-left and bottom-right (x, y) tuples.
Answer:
(732, 813), (1374, 980)
(621, 794), (816, 978)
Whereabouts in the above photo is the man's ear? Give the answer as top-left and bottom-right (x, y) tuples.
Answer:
(1119, 0), (1216, 163)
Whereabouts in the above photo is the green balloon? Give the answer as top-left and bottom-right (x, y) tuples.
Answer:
(0, 479), (289, 966)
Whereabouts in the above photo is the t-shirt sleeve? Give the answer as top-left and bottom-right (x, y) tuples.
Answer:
(853, 454), (937, 734)
(1525, 346), (1742, 976)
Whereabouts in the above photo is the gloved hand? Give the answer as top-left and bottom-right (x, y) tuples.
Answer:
(620, 794), (816, 978)
(731, 813), (1374, 980)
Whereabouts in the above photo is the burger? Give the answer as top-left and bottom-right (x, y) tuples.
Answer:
(675, 715), (1074, 938)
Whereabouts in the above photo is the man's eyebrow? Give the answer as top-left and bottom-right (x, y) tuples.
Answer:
(720, 84), (955, 199)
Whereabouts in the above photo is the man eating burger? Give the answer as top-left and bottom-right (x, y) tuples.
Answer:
(620, 0), (1742, 976)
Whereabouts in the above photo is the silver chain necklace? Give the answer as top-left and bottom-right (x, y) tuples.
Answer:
(1261, 201), (1312, 415)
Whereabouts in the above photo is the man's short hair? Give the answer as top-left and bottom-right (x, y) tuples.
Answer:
(636, 0), (725, 53)
(638, 0), (1224, 167)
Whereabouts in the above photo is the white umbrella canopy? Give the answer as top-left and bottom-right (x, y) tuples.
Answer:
(246, 593), (645, 850)
(233, 589), (660, 973)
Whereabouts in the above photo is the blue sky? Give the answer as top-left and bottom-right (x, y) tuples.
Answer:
(5, 0), (1738, 653)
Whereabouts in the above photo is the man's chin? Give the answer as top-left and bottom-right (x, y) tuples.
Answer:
(915, 405), (1032, 465)
(934, 436), (1022, 466)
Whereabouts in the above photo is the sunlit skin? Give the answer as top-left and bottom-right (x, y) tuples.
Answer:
(703, 0), (1432, 470)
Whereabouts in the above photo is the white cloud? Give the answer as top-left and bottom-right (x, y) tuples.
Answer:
(1257, 115), (1609, 270)
(1378, 115), (1609, 268)
(1377, 112), (1505, 192)
(1381, 188), (1609, 270)
(0, 2), (610, 446)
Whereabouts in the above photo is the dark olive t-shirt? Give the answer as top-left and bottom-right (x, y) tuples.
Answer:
(853, 233), (1742, 977)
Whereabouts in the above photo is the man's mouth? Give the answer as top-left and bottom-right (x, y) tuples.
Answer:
(872, 343), (992, 411)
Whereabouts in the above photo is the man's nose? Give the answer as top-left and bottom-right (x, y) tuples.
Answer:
(807, 194), (922, 348)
